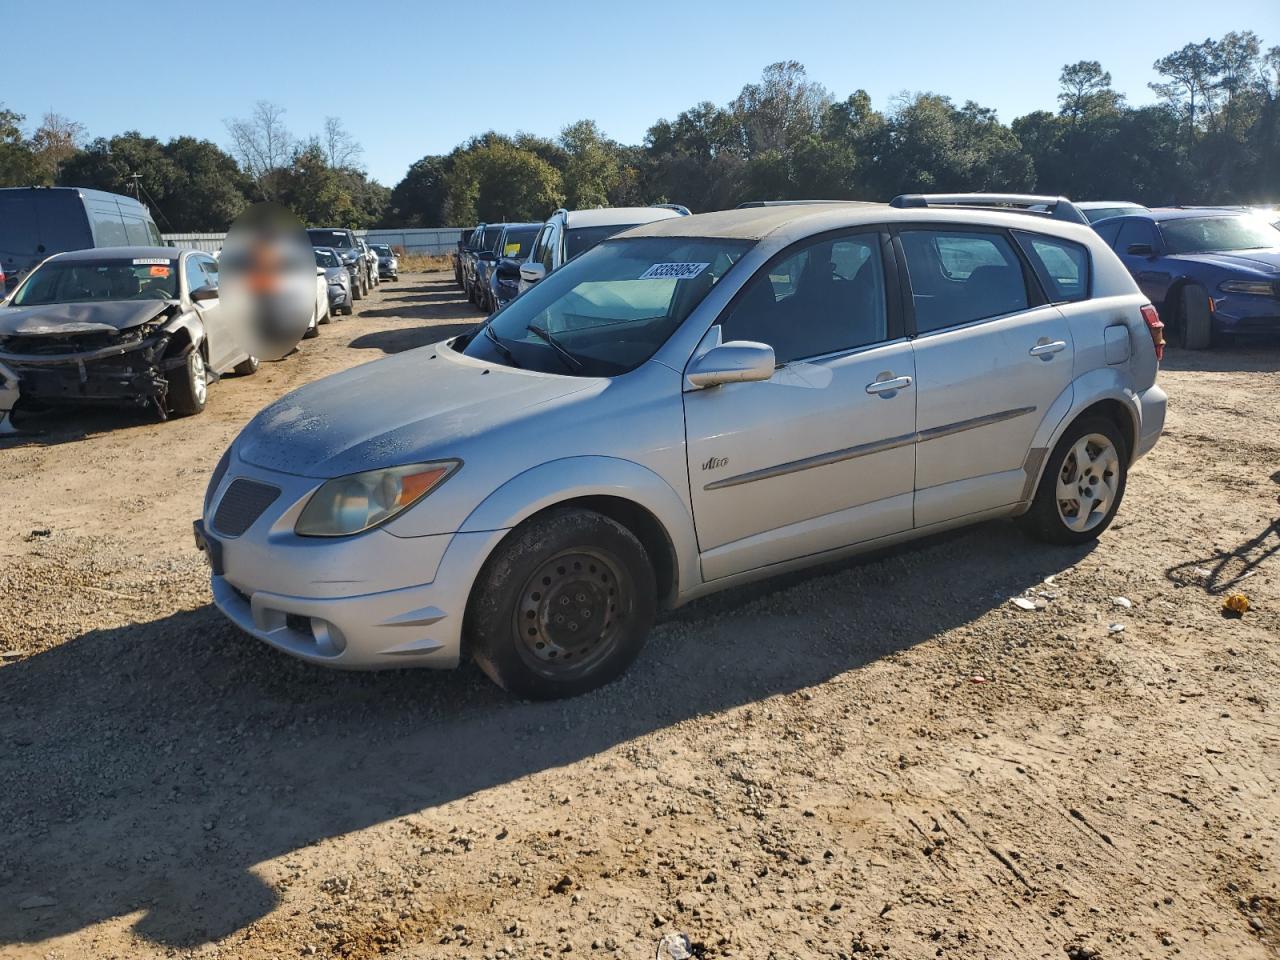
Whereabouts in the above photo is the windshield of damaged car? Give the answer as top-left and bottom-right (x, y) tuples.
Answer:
(13, 259), (179, 306)
(462, 236), (751, 377)
(307, 229), (354, 250)
(1159, 215), (1280, 254)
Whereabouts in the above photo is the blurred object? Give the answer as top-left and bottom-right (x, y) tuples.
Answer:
(218, 204), (314, 361)
(1222, 593), (1250, 616)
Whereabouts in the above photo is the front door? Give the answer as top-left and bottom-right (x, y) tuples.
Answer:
(896, 227), (1076, 527)
(684, 230), (917, 582)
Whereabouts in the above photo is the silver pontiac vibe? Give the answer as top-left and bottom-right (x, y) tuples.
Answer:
(198, 203), (1167, 699)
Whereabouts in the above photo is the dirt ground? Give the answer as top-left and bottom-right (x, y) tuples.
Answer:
(1, 272), (1277, 960)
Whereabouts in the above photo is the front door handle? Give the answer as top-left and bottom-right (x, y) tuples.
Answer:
(1029, 340), (1067, 359)
(866, 375), (912, 395)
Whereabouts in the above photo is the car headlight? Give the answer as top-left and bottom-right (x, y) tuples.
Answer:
(205, 445), (233, 512)
(1219, 279), (1275, 296)
(295, 461), (460, 537)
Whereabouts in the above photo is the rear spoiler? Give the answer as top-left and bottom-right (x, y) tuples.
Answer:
(890, 193), (1089, 225)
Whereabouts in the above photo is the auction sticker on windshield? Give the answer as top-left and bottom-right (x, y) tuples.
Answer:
(133, 258), (171, 265)
(639, 262), (710, 280)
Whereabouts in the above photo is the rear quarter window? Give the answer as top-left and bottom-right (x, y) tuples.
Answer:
(1014, 232), (1091, 303)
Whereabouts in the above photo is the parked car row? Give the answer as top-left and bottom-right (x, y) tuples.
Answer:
(456, 205), (692, 312)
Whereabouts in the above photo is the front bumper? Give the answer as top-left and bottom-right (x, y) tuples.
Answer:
(197, 458), (509, 670)
(0, 332), (181, 406)
(327, 284), (351, 307)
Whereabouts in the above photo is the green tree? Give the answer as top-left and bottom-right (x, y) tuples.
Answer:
(0, 107), (41, 186)
(385, 154), (450, 226)
(559, 119), (622, 209)
(443, 137), (563, 224)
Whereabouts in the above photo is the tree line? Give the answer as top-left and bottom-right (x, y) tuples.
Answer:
(1, 30), (1275, 233)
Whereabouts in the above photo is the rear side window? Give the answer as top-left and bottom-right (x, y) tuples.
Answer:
(89, 204), (129, 247)
(899, 230), (1029, 333)
(1094, 220), (1123, 248)
(1014, 232), (1090, 303)
(122, 216), (153, 246)
(0, 196), (39, 254)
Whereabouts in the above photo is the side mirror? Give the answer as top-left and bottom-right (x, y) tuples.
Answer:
(1126, 242), (1155, 257)
(686, 341), (776, 389)
(496, 259), (520, 281)
(520, 262), (546, 284)
(477, 251), (497, 262)
(190, 284), (219, 303)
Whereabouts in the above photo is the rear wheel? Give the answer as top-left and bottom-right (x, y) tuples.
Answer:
(167, 348), (208, 417)
(468, 509), (657, 699)
(1019, 416), (1128, 545)
(352, 275), (364, 301)
(232, 355), (259, 376)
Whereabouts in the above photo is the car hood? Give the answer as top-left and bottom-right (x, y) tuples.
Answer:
(0, 299), (175, 337)
(1175, 249), (1280, 274)
(236, 342), (595, 478)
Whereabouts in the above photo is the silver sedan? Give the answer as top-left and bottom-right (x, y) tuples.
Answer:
(198, 203), (1166, 698)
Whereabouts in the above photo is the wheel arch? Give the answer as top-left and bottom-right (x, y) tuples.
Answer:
(456, 456), (700, 609)
(1022, 375), (1141, 505)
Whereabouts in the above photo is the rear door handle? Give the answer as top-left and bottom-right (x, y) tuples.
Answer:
(866, 375), (912, 395)
(1029, 340), (1067, 358)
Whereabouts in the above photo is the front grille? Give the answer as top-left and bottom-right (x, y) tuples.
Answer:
(213, 478), (281, 537)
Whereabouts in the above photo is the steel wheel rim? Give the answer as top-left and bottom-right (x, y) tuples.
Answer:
(191, 351), (207, 404)
(1055, 432), (1119, 533)
(513, 548), (631, 680)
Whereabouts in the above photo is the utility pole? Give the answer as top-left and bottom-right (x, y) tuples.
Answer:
(125, 172), (143, 202)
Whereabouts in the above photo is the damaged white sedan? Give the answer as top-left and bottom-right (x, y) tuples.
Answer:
(0, 246), (258, 422)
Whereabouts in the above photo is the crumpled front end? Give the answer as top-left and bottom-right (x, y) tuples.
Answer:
(0, 317), (187, 410)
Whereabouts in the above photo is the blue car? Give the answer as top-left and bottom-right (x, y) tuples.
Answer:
(1093, 209), (1280, 349)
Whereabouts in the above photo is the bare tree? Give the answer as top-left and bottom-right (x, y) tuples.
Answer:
(30, 112), (85, 182)
(322, 116), (363, 169)
(225, 101), (294, 199)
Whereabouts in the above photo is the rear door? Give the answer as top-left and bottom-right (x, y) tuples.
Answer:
(897, 226), (1075, 527)
(684, 229), (917, 581)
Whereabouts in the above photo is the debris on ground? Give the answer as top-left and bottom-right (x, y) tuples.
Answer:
(1223, 593), (1250, 616)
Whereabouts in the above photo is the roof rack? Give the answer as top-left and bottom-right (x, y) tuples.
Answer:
(652, 203), (691, 216)
(889, 193), (1089, 225)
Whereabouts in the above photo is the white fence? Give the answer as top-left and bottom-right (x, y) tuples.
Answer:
(163, 228), (465, 256)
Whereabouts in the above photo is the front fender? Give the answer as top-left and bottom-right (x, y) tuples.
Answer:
(162, 311), (205, 350)
(458, 455), (701, 598)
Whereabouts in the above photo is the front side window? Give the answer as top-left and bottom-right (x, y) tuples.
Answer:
(14, 258), (179, 305)
(1114, 219), (1157, 253)
(184, 257), (210, 292)
(462, 236), (751, 376)
(1159, 215), (1280, 254)
(899, 230), (1029, 333)
(719, 232), (888, 363)
(1015, 232), (1090, 303)
(479, 226), (504, 253)
(314, 248), (340, 268)
(540, 225), (558, 270)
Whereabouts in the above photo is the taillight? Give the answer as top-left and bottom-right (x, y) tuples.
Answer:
(1140, 304), (1165, 362)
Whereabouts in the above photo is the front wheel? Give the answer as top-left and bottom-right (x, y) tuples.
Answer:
(1018, 416), (1128, 545)
(1178, 283), (1213, 351)
(467, 509), (657, 699)
(167, 348), (208, 417)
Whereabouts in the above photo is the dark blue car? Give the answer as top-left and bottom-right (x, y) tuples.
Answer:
(1093, 209), (1280, 349)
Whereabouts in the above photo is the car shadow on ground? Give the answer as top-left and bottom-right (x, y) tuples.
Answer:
(0, 519), (1092, 951)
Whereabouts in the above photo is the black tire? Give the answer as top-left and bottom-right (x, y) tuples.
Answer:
(303, 318), (319, 339)
(1179, 283), (1213, 350)
(167, 348), (207, 417)
(340, 303), (353, 316)
(467, 508), (657, 699)
(352, 276), (364, 301)
(1018, 416), (1128, 545)
(232, 354), (259, 376)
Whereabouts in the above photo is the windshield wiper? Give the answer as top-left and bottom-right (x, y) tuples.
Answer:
(525, 323), (583, 373)
(482, 322), (523, 368)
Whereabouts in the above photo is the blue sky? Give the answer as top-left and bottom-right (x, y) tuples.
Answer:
(3, 1), (1275, 186)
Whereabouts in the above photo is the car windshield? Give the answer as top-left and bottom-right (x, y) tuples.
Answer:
(500, 227), (539, 259)
(315, 249), (340, 268)
(477, 226), (503, 252)
(1160, 215), (1280, 254)
(1085, 206), (1140, 223)
(461, 236), (751, 377)
(308, 229), (353, 250)
(13, 258), (179, 305)
(371, 244), (392, 255)
(566, 224), (639, 259)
